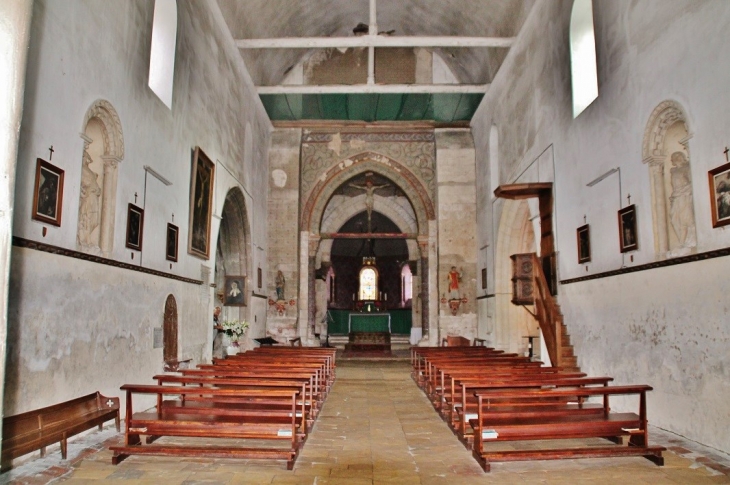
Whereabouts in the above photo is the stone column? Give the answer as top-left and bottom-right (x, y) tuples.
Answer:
(100, 156), (120, 258)
(0, 0), (34, 451)
(645, 156), (669, 256)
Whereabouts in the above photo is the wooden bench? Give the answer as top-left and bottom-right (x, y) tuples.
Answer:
(470, 385), (665, 472)
(2, 392), (120, 470)
(110, 385), (302, 470)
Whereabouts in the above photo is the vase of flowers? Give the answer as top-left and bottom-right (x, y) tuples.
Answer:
(221, 319), (249, 355)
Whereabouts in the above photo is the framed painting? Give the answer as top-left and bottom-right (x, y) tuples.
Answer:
(166, 223), (179, 262)
(576, 224), (591, 263)
(125, 203), (144, 251)
(188, 147), (215, 259)
(708, 162), (730, 228)
(31, 158), (65, 226)
(224, 275), (246, 307)
(618, 204), (638, 252)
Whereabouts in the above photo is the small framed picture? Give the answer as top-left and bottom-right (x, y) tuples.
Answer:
(257, 267), (262, 289)
(481, 267), (487, 290)
(166, 223), (178, 262)
(576, 224), (591, 263)
(125, 203), (144, 251)
(224, 275), (246, 306)
(32, 158), (65, 226)
(708, 162), (730, 228)
(618, 205), (638, 252)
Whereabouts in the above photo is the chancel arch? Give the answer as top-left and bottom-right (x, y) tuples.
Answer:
(642, 100), (697, 258)
(77, 99), (124, 257)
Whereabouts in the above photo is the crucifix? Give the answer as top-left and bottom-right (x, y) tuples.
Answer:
(627, 193), (632, 205)
(172, 213), (175, 222)
(724, 146), (729, 162)
(48, 145), (54, 161)
(583, 215), (586, 224)
(134, 192), (138, 204)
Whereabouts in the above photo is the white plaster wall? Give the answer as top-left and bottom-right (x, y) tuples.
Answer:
(9, 0), (271, 413)
(471, 0), (730, 452)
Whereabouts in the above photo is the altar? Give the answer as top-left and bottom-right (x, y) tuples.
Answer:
(348, 312), (390, 333)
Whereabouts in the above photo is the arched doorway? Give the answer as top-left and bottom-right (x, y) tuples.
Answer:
(493, 199), (539, 354)
(213, 188), (250, 355)
(163, 294), (178, 364)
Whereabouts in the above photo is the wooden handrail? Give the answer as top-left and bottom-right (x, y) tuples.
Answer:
(529, 253), (562, 367)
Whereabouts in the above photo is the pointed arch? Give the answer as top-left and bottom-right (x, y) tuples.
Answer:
(301, 151), (435, 236)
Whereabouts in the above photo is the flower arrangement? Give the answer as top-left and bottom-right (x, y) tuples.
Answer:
(220, 319), (249, 344)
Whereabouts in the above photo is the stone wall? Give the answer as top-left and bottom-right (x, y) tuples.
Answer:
(471, 0), (730, 452)
(8, 0), (271, 414)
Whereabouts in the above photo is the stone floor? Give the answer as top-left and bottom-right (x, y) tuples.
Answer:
(1, 360), (729, 484)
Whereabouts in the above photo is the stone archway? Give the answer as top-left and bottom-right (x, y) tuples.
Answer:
(300, 155), (437, 344)
(214, 188), (251, 353)
(642, 100), (697, 258)
(78, 99), (124, 257)
(493, 199), (539, 354)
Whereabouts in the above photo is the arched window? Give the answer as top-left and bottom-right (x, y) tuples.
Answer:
(359, 266), (378, 301)
(489, 125), (499, 196)
(149, 0), (177, 109)
(569, 0), (598, 118)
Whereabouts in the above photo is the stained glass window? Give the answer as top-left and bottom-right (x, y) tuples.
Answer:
(359, 267), (378, 300)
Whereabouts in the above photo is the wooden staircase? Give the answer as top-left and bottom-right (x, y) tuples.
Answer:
(514, 253), (580, 373)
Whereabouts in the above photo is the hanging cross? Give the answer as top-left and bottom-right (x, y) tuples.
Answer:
(583, 215), (586, 224)
(172, 213), (175, 222)
(134, 192), (138, 204)
(724, 146), (729, 162)
(48, 145), (54, 160)
(627, 193), (632, 205)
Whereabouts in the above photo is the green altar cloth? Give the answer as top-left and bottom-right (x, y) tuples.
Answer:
(349, 313), (390, 332)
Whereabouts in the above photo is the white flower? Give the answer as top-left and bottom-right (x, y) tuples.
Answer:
(221, 320), (249, 343)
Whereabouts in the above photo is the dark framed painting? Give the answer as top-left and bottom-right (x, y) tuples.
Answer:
(576, 224), (591, 263)
(618, 204), (638, 252)
(125, 203), (144, 251)
(257, 267), (262, 289)
(481, 267), (487, 290)
(224, 275), (246, 306)
(188, 147), (215, 259)
(32, 158), (65, 226)
(708, 162), (730, 228)
(166, 223), (179, 262)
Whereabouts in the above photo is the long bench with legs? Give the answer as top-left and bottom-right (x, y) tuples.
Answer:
(410, 346), (665, 472)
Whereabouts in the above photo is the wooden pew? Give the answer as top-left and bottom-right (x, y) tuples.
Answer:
(470, 385), (666, 472)
(110, 385), (303, 470)
(2, 392), (120, 471)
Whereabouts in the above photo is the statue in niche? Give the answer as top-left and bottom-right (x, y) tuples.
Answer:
(447, 266), (462, 299)
(668, 151), (696, 253)
(77, 146), (102, 248)
(275, 270), (285, 301)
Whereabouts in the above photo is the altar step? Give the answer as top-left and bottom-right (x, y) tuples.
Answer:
(327, 334), (412, 350)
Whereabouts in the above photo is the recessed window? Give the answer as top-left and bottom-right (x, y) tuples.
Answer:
(149, 0), (177, 109)
(570, 0), (598, 118)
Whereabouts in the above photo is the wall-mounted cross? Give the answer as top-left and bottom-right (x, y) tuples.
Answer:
(627, 193), (632, 205)
(134, 192), (138, 204)
(724, 146), (729, 162)
(48, 145), (54, 160)
(172, 213), (175, 222)
(583, 214), (586, 224)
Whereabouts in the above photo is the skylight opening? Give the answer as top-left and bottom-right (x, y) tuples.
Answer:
(570, 0), (598, 118)
(148, 0), (177, 109)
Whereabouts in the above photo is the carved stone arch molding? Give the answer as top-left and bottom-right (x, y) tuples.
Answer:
(642, 100), (697, 257)
(301, 151), (436, 236)
(78, 99), (124, 257)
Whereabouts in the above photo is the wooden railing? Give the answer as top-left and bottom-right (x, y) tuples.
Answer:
(529, 253), (563, 367)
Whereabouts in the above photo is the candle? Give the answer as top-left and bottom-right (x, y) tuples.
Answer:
(385, 293), (387, 301)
